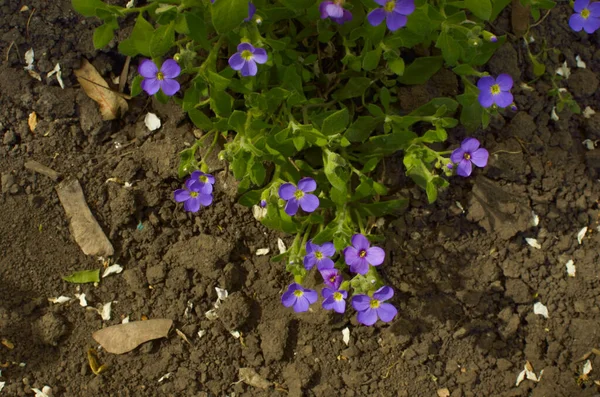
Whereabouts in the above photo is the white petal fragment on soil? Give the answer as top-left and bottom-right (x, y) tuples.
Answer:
(577, 226), (588, 245)
(531, 211), (539, 227)
(205, 309), (219, 321)
(230, 330), (241, 339)
(576, 55), (587, 69)
(215, 287), (228, 301)
(277, 238), (287, 254)
(0, 382), (4, 392)
(583, 106), (596, 119)
(437, 388), (450, 397)
(566, 260), (576, 277)
(31, 386), (52, 397)
(47, 63), (64, 89)
(342, 327), (350, 346)
(582, 139), (596, 150)
(556, 61), (570, 78)
(197, 330), (206, 339)
(48, 296), (71, 304)
(144, 112), (161, 131)
(551, 107), (559, 121)
(100, 302), (112, 321)
(516, 361), (543, 386)
(102, 264), (123, 278)
(92, 319), (173, 355)
(238, 367), (271, 389)
(533, 302), (549, 318)
(24, 48), (34, 70)
(255, 248), (270, 256)
(122, 316), (130, 324)
(252, 205), (267, 220)
(583, 359), (592, 375)
(75, 293), (88, 307)
(158, 373), (172, 383)
(525, 238), (542, 249)
(126, 0), (134, 7)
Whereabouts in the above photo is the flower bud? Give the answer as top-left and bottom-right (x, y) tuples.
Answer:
(483, 31), (498, 43)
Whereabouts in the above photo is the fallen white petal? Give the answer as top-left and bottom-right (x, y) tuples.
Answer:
(205, 309), (218, 321)
(582, 139), (596, 150)
(31, 386), (51, 397)
(75, 293), (88, 307)
(102, 264), (123, 278)
(520, 83), (534, 91)
(577, 227), (588, 245)
(47, 64), (64, 89)
(158, 372), (172, 383)
(144, 112), (161, 131)
(566, 260), (576, 277)
(533, 302), (549, 318)
(48, 296), (71, 304)
(342, 327), (350, 346)
(583, 106), (596, 119)
(277, 238), (287, 254)
(583, 359), (592, 375)
(215, 287), (228, 301)
(0, 381), (4, 392)
(100, 302), (112, 321)
(256, 248), (270, 256)
(576, 55), (587, 69)
(556, 61), (570, 79)
(252, 205), (267, 220)
(230, 330), (241, 339)
(525, 238), (541, 249)
(515, 369), (526, 386)
(24, 48), (34, 70)
(184, 300), (194, 318)
(198, 330), (206, 339)
(122, 316), (130, 324)
(126, 0), (135, 7)
(551, 107), (559, 121)
(531, 211), (539, 227)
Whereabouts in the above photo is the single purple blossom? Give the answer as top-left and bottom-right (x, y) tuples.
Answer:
(187, 171), (215, 195)
(351, 286), (398, 326)
(477, 74), (513, 109)
(343, 234), (385, 275)
(228, 43), (267, 77)
(260, 199), (267, 208)
(245, 2), (256, 21)
(367, 0), (415, 31)
(490, 35), (498, 42)
(174, 180), (213, 212)
(281, 283), (318, 312)
(304, 241), (335, 271)
(278, 177), (320, 216)
(322, 287), (348, 313)
(569, 0), (600, 33)
(450, 137), (489, 178)
(319, 0), (353, 24)
(138, 59), (180, 96)
(320, 268), (342, 289)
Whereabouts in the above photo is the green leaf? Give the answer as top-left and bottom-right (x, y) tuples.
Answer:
(321, 108), (349, 136)
(323, 149), (349, 205)
(211, 0), (247, 34)
(362, 47), (382, 71)
(130, 75), (143, 97)
(453, 64), (480, 76)
(345, 116), (380, 143)
(188, 109), (213, 130)
(62, 269), (100, 284)
(210, 90), (233, 117)
(150, 23), (175, 58)
(388, 58), (405, 75)
(248, 158), (266, 185)
(333, 77), (371, 100)
(466, 0), (493, 20)
(178, 145), (198, 178)
(118, 15), (153, 57)
(93, 22), (116, 49)
(228, 111), (247, 134)
(435, 31), (461, 66)
(355, 199), (408, 217)
(186, 12), (211, 50)
(72, 0), (108, 17)
(207, 71), (231, 91)
(397, 56), (444, 85)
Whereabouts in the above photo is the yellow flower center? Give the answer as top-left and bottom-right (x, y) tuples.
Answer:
(582, 8), (590, 19)
(384, 0), (395, 12)
(490, 84), (501, 95)
(200, 175), (208, 183)
(463, 153), (471, 160)
(157, 72), (164, 81)
(329, 275), (337, 283)
(293, 289), (304, 297)
(333, 292), (343, 301)
(294, 190), (305, 200)
(241, 50), (254, 60)
(370, 299), (381, 309)
(190, 191), (198, 198)
(359, 249), (367, 258)
(315, 251), (323, 260)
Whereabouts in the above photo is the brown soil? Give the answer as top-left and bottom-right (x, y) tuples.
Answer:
(1, 1), (600, 396)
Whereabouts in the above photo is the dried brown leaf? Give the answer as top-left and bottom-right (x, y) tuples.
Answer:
(437, 388), (450, 397)
(92, 319), (173, 354)
(238, 367), (271, 389)
(28, 112), (37, 132)
(74, 59), (128, 120)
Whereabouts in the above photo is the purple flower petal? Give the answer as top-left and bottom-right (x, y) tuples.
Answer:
(304, 289), (318, 304)
(395, 0), (415, 15)
(569, 14), (585, 31)
(357, 308), (378, 326)
(197, 193), (213, 206)
(229, 53), (245, 71)
(189, 181), (213, 195)
(476, 76), (494, 91)
(373, 0), (387, 5)
(284, 199), (299, 216)
(494, 91), (513, 108)
(160, 78), (180, 96)
(470, 148), (489, 168)
(279, 183), (297, 200)
(304, 253), (317, 270)
(367, 8), (386, 27)
(461, 137), (480, 153)
(321, 269), (341, 289)
(351, 294), (371, 311)
(332, 299), (346, 313)
(350, 260), (369, 275)
(589, 3), (600, 15)
(237, 42), (255, 52)
(322, 287), (334, 300)
(386, 12), (407, 31)
(320, 242), (335, 257)
(351, 234), (370, 251)
(574, 0), (590, 13)
(373, 285), (394, 301)
(583, 17), (600, 33)
(138, 59), (158, 78)
(456, 159), (473, 177)
(245, 2), (256, 21)
(174, 189), (190, 202)
(281, 290), (297, 307)
(306, 241), (316, 254)
(365, 246), (385, 266)
(496, 73), (513, 91)
(319, 1), (333, 18)
(325, 3), (344, 18)
(299, 194), (319, 213)
(252, 48), (268, 64)
(478, 91), (494, 108)
(297, 177), (317, 193)
(294, 297), (310, 312)
(339, 9), (353, 23)
(141, 78), (160, 95)
(241, 60), (258, 76)
(450, 147), (465, 164)
(160, 59), (181, 79)
(376, 303), (397, 322)
(184, 197), (201, 212)
(316, 257), (334, 270)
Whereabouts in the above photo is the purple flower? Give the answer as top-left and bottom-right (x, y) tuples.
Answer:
(304, 241), (335, 271)
(281, 283), (318, 312)
(228, 43), (267, 77)
(138, 59), (180, 96)
(260, 199), (267, 208)
(174, 180), (213, 212)
(319, 0), (353, 24)
(351, 286), (397, 326)
(322, 287), (347, 313)
(343, 234), (385, 275)
(278, 177), (320, 216)
(477, 74), (513, 109)
(367, 0), (415, 31)
(569, 0), (600, 33)
(320, 268), (342, 289)
(450, 138), (489, 178)
(245, 2), (256, 21)
(188, 171), (215, 195)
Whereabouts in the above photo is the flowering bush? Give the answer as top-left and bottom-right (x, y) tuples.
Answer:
(73, 0), (573, 325)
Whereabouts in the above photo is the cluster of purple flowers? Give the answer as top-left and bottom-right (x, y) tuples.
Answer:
(173, 171), (215, 212)
(281, 233), (397, 326)
(320, 0), (415, 31)
(570, 0), (600, 33)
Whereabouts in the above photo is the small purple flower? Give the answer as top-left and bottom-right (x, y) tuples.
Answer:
(260, 199), (267, 208)
(367, 0), (415, 31)
(187, 171), (215, 195)
(245, 2), (256, 21)
(322, 287), (347, 313)
(343, 234), (385, 275)
(490, 35), (498, 42)
(228, 43), (267, 77)
(319, 0), (353, 24)
(351, 286), (397, 326)
(569, 0), (600, 33)
(304, 241), (335, 271)
(450, 138), (489, 178)
(174, 180), (213, 212)
(320, 268), (342, 289)
(477, 74), (513, 109)
(278, 177), (320, 216)
(281, 283), (318, 312)
(138, 59), (181, 96)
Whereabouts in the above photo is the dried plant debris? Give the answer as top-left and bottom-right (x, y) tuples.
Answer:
(342, 327), (350, 346)
(577, 227), (588, 245)
(533, 302), (549, 318)
(525, 238), (542, 249)
(102, 264), (123, 278)
(48, 296), (71, 304)
(47, 63), (64, 89)
(238, 367), (271, 389)
(74, 59), (128, 120)
(515, 361), (543, 386)
(566, 259), (576, 277)
(92, 319), (173, 354)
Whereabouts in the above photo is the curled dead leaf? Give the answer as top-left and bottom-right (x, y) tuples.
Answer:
(74, 59), (128, 120)
(92, 319), (173, 354)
